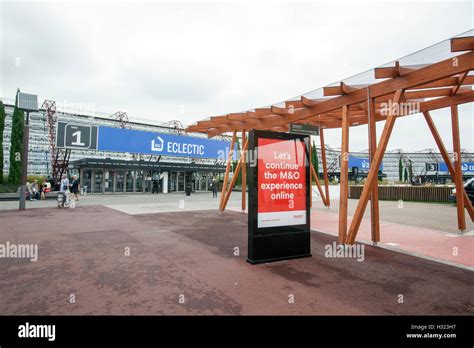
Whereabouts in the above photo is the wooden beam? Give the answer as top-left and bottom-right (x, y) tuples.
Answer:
(220, 139), (249, 212)
(302, 96), (323, 107)
(338, 105), (350, 243)
(271, 105), (289, 115)
(189, 84), (470, 134)
(309, 140), (313, 207)
(285, 100), (306, 109)
(319, 128), (330, 206)
(241, 130), (247, 212)
(255, 108), (272, 116)
(323, 75), (474, 97)
(206, 51), (474, 136)
(420, 90), (474, 112)
(414, 75), (474, 89)
(219, 131), (236, 212)
(451, 104), (466, 231)
(200, 87), (474, 137)
(423, 111), (474, 221)
(367, 88), (380, 243)
(311, 160), (328, 207)
(452, 72), (469, 95)
(226, 113), (247, 121)
(345, 89), (404, 244)
(374, 63), (429, 79)
(451, 36), (474, 52)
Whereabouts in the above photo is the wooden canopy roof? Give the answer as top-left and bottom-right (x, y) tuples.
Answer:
(186, 30), (474, 138)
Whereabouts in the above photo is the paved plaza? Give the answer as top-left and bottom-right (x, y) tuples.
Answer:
(0, 191), (473, 315)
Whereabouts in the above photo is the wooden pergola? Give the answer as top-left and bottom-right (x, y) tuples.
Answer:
(186, 31), (474, 245)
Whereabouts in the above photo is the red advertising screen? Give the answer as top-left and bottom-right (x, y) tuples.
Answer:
(257, 137), (307, 228)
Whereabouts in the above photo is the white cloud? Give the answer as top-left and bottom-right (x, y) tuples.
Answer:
(1, 0), (472, 151)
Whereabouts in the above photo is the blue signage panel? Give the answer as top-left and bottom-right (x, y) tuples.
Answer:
(348, 156), (383, 171)
(438, 162), (474, 172)
(97, 126), (236, 159)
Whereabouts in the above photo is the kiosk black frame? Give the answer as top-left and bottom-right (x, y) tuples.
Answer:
(247, 130), (312, 264)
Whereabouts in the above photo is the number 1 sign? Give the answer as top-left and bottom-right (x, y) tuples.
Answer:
(56, 122), (98, 150)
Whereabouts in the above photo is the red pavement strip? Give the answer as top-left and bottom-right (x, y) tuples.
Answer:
(310, 210), (474, 269)
(0, 205), (473, 315)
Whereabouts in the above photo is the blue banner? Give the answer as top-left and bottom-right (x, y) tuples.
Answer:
(348, 156), (383, 171)
(438, 162), (474, 172)
(97, 126), (236, 160)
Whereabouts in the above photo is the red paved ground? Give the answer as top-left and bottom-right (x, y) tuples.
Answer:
(310, 210), (474, 268)
(0, 206), (473, 315)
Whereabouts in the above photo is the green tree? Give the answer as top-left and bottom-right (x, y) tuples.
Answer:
(403, 167), (408, 183)
(0, 101), (5, 184)
(311, 141), (319, 183)
(398, 158), (403, 183)
(8, 90), (24, 185)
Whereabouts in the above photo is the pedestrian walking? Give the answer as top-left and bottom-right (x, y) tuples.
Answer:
(211, 178), (218, 198)
(59, 174), (70, 208)
(70, 175), (80, 201)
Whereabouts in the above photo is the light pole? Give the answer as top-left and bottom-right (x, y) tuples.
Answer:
(16, 92), (38, 210)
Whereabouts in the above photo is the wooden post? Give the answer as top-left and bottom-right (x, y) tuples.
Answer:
(338, 105), (349, 243)
(451, 104), (466, 231)
(309, 139), (313, 208)
(241, 130), (247, 212)
(221, 139), (249, 212)
(319, 128), (330, 207)
(423, 111), (474, 221)
(345, 90), (404, 244)
(367, 89), (380, 243)
(311, 165), (327, 206)
(219, 131), (237, 212)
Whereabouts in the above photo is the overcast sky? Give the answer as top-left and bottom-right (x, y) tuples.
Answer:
(1, 0), (473, 151)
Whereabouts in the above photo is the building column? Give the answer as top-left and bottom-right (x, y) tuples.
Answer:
(79, 168), (84, 194)
(162, 171), (168, 193)
(123, 171), (127, 193)
(133, 171), (136, 193)
(113, 171), (117, 193)
(102, 169), (106, 194)
(91, 170), (95, 194)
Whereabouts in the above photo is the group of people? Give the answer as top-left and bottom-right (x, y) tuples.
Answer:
(59, 174), (81, 201)
(26, 180), (47, 201)
(26, 174), (81, 202)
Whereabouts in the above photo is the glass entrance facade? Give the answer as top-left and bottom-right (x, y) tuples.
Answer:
(72, 159), (225, 194)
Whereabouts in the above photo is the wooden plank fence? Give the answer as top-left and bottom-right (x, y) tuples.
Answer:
(349, 185), (453, 202)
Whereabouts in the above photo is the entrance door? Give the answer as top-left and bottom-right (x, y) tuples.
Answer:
(116, 171), (125, 192)
(104, 170), (114, 193)
(82, 170), (92, 193)
(94, 171), (103, 193)
(169, 172), (177, 192)
(177, 171), (185, 192)
(185, 172), (193, 191)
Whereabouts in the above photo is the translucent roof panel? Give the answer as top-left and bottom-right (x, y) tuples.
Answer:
(190, 29), (473, 129)
(280, 29), (473, 107)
